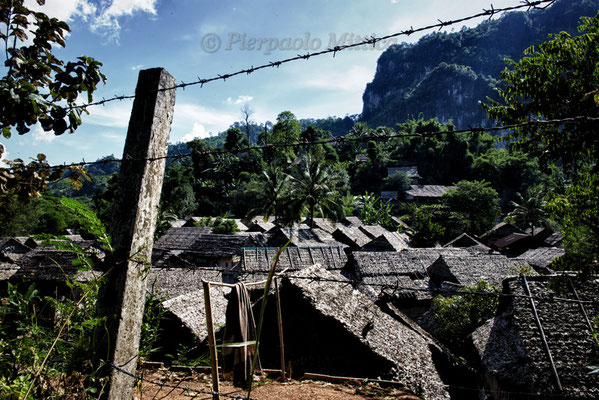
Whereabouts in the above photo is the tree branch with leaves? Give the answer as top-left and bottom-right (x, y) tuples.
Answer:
(0, 0), (105, 201)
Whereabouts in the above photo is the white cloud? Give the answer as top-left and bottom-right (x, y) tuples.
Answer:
(25, 0), (158, 42)
(180, 122), (209, 142)
(32, 127), (58, 145)
(171, 103), (239, 143)
(131, 64), (144, 71)
(226, 95), (254, 105)
(302, 65), (373, 93)
(90, 0), (159, 41)
(0, 142), (7, 167)
(84, 102), (133, 129)
(25, 0), (96, 22)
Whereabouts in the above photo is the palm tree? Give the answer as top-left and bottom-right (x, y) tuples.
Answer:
(286, 155), (343, 228)
(506, 187), (548, 235)
(247, 162), (289, 223)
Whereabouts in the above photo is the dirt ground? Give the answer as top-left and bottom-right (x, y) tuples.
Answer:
(133, 368), (421, 400)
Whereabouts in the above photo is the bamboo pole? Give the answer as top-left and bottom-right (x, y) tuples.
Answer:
(274, 277), (286, 381)
(203, 280), (220, 400)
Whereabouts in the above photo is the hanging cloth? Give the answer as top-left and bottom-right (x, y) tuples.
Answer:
(222, 282), (261, 387)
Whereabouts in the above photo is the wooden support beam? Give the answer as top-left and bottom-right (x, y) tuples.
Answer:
(203, 280), (220, 400)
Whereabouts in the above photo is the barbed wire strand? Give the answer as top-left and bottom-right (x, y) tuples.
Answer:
(5, 115), (599, 173)
(70, 0), (556, 111)
(110, 363), (254, 400)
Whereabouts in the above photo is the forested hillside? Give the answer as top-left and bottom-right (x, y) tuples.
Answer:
(361, 0), (599, 128)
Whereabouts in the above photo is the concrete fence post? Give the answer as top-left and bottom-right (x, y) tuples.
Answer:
(94, 68), (176, 399)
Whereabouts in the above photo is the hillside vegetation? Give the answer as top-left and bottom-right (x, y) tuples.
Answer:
(361, 0), (599, 128)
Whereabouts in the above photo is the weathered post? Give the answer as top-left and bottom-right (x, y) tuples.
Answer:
(94, 68), (176, 399)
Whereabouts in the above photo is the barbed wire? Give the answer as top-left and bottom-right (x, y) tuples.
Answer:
(4, 115), (598, 173)
(110, 363), (254, 400)
(71, 0), (556, 111)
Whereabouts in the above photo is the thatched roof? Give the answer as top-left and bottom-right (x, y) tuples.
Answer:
(0, 262), (19, 280)
(479, 222), (525, 244)
(427, 254), (531, 288)
(340, 216), (363, 227)
(243, 216), (276, 233)
(241, 246), (347, 274)
(265, 226), (343, 248)
(389, 216), (410, 231)
(188, 234), (255, 258)
(147, 268), (223, 300)
(151, 249), (192, 269)
(155, 228), (256, 258)
(332, 225), (371, 250)
(162, 285), (230, 341)
(405, 185), (454, 199)
(170, 219), (187, 228)
(518, 247), (565, 270)
(300, 217), (337, 234)
(359, 232), (410, 252)
(443, 233), (490, 252)
(154, 227), (212, 251)
(472, 275), (599, 399)
(352, 248), (478, 279)
(492, 232), (532, 251)
(246, 221), (276, 233)
(543, 231), (564, 247)
(350, 249), (479, 301)
(358, 224), (389, 240)
(0, 237), (33, 262)
(12, 246), (104, 282)
(277, 265), (450, 399)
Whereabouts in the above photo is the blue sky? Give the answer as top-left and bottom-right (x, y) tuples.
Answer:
(2, 0), (524, 165)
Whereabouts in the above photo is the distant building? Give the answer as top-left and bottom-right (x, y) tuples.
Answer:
(404, 184), (455, 203)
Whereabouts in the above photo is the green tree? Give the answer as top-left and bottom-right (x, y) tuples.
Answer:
(441, 180), (500, 235)
(358, 193), (395, 230)
(409, 205), (446, 247)
(432, 281), (500, 346)
(546, 167), (599, 275)
(247, 163), (290, 223)
(505, 187), (548, 234)
(485, 13), (599, 273)
(0, 0), (105, 200)
(224, 127), (248, 151)
(286, 155), (343, 227)
(471, 148), (543, 205)
(383, 170), (411, 194)
(485, 14), (599, 171)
